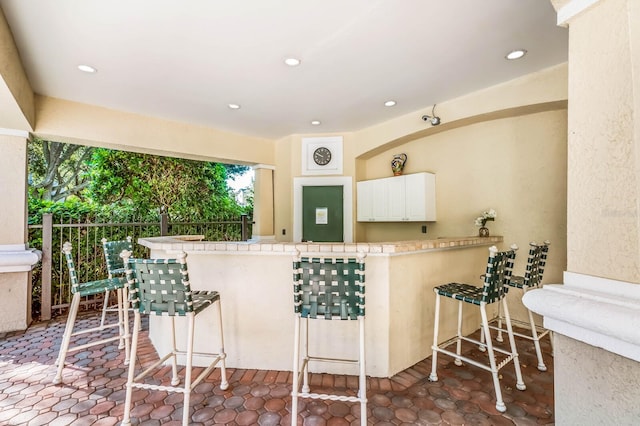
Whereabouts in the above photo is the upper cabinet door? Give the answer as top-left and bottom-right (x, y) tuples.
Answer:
(356, 172), (436, 222)
(404, 173), (436, 221)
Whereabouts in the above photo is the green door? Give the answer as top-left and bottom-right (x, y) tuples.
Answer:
(302, 186), (344, 242)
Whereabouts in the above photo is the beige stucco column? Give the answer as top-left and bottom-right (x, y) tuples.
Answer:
(0, 130), (40, 332)
(522, 1), (640, 424)
(250, 164), (275, 241)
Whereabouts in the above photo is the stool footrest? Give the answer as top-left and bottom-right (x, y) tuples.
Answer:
(299, 392), (365, 403)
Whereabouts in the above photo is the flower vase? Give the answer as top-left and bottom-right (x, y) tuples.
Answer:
(391, 153), (407, 176)
(479, 227), (490, 237)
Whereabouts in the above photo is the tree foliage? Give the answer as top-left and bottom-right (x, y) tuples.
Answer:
(27, 139), (252, 223)
(87, 148), (249, 221)
(28, 138), (94, 202)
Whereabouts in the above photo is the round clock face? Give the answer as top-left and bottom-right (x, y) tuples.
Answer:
(313, 147), (332, 166)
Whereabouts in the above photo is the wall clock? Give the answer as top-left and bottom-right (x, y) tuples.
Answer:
(313, 147), (332, 166)
(302, 136), (343, 175)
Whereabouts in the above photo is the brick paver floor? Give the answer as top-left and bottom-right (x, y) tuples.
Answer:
(0, 312), (554, 425)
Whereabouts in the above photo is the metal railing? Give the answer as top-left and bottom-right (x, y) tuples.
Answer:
(28, 213), (251, 321)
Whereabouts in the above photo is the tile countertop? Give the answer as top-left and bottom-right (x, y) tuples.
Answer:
(137, 235), (504, 255)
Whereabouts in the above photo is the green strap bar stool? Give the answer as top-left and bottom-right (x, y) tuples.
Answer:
(120, 251), (228, 426)
(429, 245), (526, 413)
(486, 241), (552, 371)
(53, 242), (130, 384)
(291, 252), (367, 426)
(100, 237), (133, 332)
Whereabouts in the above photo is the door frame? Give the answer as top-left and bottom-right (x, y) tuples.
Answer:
(293, 177), (353, 243)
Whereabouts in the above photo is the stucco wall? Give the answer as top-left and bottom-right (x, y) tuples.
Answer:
(0, 134), (28, 244)
(566, 0), (640, 283)
(555, 334), (640, 425)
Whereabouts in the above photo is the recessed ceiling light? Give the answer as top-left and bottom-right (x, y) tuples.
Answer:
(228, 103), (241, 110)
(77, 64), (97, 73)
(284, 57), (301, 67)
(505, 49), (527, 60)
(311, 120), (321, 126)
(384, 100), (397, 107)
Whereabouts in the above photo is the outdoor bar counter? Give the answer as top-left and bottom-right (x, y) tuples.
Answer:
(137, 235), (503, 378)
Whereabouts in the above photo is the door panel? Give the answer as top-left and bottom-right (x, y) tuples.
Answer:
(302, 186), (344, 242)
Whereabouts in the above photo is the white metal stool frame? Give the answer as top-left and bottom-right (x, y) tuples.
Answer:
(120, 251), (229, 426)
(291, 252), (367, 426)
(429, 245), (526, 413)
(485, 240), (551, 371)
(53, 242), (130, 384)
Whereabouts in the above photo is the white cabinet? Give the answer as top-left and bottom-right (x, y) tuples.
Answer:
(356, 172), (436, 222)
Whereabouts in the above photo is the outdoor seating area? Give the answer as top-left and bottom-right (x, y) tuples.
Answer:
(0, 310), (554, 425)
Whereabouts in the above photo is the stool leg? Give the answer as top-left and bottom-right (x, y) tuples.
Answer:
(115, 288), (125, 349)
(479, 303), (506, 413)
(100, 290), (110, 329)
(301, 318), (310, 393)
(358, 316), (367, 426)
(121, 286), (131, 365)
(182, 313), (195, 426)
(454, 300), (463, 366)
(121, 312), (141, 426)
(496, 298), (504, 343)
(502, 299), (526, 391)
(291, 314), (301, 426)
(169, 317), (180, 386)
(215, 299), (229, 390)
(53, 293), (81, 384)
(523, 287), (547, 371)
(429, 293), (440, 382)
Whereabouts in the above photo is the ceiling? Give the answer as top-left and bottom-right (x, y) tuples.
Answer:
(0, 0), (568, 140)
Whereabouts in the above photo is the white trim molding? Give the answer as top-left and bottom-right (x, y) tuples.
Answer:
(0, 244), (42, 273)
(523, 271), (640, 362)
(557, 0), (601, 26)
(0, 128), (29, 138)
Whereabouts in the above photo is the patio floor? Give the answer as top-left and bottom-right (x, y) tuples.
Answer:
(0, 312), (554, 425)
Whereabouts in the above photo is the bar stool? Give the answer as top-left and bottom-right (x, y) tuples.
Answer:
(291, 252), (367, 426)
(489, 241), (551, 371)
(53, 242), (130, 384)
(120, 251), (228, 426)
(429, 245), (525, 413)
(100, 236), (133, 333)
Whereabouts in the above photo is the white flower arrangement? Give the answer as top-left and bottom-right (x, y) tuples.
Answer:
(474, 209), (497, 227)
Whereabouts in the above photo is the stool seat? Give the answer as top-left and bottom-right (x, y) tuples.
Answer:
(73, 276), (127, 297)
(435, 282), (493, 304)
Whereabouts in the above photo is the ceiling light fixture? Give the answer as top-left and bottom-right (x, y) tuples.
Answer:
(77, 64), (97, 73)
(284, 57), (301, 67)
(505, 49), (527, 60)
(311, 120), (321, 126)
(384, 100), (397, 107)
(421, 104), (441, 126)
(228, 103), (241, 110)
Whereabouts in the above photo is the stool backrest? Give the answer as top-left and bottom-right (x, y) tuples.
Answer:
(121, 251), (195, 316)
(101, 236), (133, 278)
(293, 254), (365, 320)
(481, 245), (517, 304)
(62, 242), (82, 294)
(522, 241), (550, 289)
